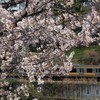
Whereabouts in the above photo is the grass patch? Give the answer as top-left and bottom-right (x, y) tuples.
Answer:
(66, 45), (100, 64)
(66, 46), (100, 58)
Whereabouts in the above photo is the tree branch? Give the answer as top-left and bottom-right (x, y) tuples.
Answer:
(1, 0), (25, 9)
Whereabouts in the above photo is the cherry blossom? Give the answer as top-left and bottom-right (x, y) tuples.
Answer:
(0, 0), (100, 99)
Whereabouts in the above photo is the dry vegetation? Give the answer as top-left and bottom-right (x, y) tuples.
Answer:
(78, 49), (100, 65)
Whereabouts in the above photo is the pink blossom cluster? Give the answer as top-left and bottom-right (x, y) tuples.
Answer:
(0, 0), (100, 99)
(0, 0), (99, 80)
(0, 1), (100, 99)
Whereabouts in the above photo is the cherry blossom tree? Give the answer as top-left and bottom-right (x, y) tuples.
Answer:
(0, 0), (100, 99)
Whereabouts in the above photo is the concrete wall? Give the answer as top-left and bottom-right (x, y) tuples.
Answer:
(62, 84), (100, 99)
